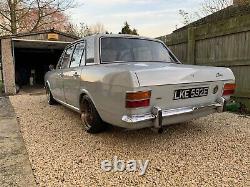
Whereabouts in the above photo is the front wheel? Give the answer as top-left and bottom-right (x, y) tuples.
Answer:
(80, 95), (105, 133)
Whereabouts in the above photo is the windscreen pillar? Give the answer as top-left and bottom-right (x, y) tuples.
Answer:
(1, 39), (16, 94)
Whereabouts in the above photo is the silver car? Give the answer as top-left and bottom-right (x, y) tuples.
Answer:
(45, 34), (235, 133)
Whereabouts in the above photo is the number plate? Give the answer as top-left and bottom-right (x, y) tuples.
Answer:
(174, 87), (209, 100)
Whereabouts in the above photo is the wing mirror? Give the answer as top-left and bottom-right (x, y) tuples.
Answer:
(49, 64), (55, 71)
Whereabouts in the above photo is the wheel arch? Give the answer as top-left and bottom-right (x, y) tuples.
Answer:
(79, 89), (99, 113)
(45, 80), (51, 88)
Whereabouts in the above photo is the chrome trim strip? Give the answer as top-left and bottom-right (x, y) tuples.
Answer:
(126, 98), (151, 102)
(122, 113), (155, 123)
(122, 102), (224, 123)
(126, 90), (152, 94)
(54, 98), (80, 113)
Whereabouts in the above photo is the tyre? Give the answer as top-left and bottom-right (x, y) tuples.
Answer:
(45, 84), (57, 105)
(80, 95), (105, 133)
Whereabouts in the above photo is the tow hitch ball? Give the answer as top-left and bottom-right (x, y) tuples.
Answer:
(152, 106), (163, 134)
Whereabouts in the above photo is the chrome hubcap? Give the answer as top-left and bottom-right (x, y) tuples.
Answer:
(81, 100), (93, 127)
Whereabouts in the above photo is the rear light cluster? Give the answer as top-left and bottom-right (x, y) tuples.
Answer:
(126, 90), (151, 108)
(223, 83), (236, 96)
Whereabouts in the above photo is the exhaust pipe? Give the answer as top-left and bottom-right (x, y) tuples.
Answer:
(152, 106), (163, 134)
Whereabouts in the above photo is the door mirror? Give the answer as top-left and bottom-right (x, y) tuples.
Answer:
(49, 64), (55, 71)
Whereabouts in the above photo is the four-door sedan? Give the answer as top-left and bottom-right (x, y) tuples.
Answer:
(45, 34), (235, 133)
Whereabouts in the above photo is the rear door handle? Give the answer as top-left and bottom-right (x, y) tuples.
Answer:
(58, 72), (64, 77)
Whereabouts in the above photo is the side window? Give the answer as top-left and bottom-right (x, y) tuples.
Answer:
(69, 42), (85, 68)
(56, 52), (65, 69)
(61, 45), (74, 69)
(86, 37), (95, 64)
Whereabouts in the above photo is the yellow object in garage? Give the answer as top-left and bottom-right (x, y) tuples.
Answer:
(48, 33), (59, 41)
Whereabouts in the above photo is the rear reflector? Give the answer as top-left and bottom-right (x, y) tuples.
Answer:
(223, 83), (236, 96)
(126, 99), (150, 108)
(126, 91), (151, 100)
(223, 89), (235, 96)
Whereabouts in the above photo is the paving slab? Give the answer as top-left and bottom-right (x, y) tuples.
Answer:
(0, 97), (36, 187)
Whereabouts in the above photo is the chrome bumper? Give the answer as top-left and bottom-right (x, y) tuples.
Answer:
(122, 98), (225, 128)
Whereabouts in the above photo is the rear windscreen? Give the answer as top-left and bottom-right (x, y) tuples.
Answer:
(100, 37), (175, 63)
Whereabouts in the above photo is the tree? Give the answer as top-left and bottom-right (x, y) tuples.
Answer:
(201, 0), (233, 15)
(67, 22), (89, 38)
(179, 0), (233, 25)
(19, 8), (73, 33)
(68, 22), (108, 38)
(0, 0), (76, 35)
(119, 21), (138, 35)
(89, 22), (106, 34)
(179, 10), (198, 26)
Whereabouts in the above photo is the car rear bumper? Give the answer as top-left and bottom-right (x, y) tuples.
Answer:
(121, 97), (225, 129)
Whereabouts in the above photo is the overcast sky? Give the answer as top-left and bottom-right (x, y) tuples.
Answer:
(68, 0), (201, 37)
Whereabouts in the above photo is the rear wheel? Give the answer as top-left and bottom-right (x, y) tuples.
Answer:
(45, 85), (57, 105)
(80, 95), (105, 133)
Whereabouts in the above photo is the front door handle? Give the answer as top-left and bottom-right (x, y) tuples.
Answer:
(73, 72), (80, 78)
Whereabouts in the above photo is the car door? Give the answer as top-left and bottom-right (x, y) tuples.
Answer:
(49, 51), (64, 100)
(63, 41), (85, 108)
(54, 45), (75, 102)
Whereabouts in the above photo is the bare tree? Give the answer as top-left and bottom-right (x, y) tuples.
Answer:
(201, 0), (233, 16)
(179, 0), (233, 25)
(46, 21), (108, 38)
(66, 22), (90, 38)
(179, 10), (198, 26)
(88, 23), (107, 35)
(0, 0), (76, 35)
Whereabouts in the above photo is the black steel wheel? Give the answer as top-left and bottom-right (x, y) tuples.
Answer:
(80, 95), (105, 133)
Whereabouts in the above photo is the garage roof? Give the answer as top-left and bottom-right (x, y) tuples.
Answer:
(0, 29), (79, 40)
(13, 39), (71, 49)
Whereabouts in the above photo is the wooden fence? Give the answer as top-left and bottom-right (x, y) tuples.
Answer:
(158, 4), (250, 110)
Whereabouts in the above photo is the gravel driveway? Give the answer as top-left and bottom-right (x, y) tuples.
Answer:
(10, 94), (249, 186)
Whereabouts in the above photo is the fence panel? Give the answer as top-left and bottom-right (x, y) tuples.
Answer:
(158, 6), (250, 110)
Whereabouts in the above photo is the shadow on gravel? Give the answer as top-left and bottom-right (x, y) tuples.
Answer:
(101, 122), (206, 141)
(55, 100), (209, 143)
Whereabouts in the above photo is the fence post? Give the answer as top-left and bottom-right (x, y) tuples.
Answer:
(187, 27), (196, 65)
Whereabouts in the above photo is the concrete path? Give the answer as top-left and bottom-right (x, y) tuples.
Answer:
(0, 97), (36, 187)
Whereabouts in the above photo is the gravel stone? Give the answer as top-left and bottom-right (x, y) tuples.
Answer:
(9, 94), (250, 186)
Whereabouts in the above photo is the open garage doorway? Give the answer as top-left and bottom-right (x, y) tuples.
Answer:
(13, 39), (70, 93)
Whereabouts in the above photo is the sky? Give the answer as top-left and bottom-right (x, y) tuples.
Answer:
(68, 0), (201, 38)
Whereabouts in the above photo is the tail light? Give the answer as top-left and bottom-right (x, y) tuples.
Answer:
(126, 90), (151, 108)
(223, 83), (236, 96)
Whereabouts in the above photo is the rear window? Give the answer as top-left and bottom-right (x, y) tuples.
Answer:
(100, 37), (175, 63)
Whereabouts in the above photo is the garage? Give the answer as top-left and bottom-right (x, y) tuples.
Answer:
(13, 39), (69, 90)
(0, 30), (78, 94)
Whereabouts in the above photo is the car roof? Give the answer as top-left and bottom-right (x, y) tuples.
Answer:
(73, 34), (162, 44)
(98, 34), (162, 42)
